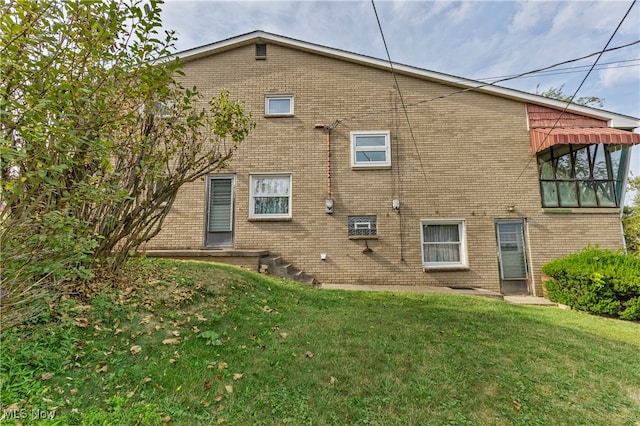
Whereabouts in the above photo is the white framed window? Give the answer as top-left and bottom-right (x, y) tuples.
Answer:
(265, 95), (293, 116)
(249, 173), (292, 219)
(421, 219), (468, 269)
(351, 131), (391, 168)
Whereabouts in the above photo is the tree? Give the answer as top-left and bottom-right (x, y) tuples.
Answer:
(622, 176), (640, 253)
(1, 0), (254, 326)
(536, 84), (605, 108)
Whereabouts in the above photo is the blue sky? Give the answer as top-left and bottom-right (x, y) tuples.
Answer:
(160, 0), (640, 192)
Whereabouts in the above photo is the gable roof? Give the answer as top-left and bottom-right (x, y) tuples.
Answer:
(170, 30), (639, 130)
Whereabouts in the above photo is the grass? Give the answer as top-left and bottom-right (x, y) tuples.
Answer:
(1, 257), (639, 425)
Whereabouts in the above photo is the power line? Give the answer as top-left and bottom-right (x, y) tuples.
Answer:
(332, 39), (639, 126)
(370, 0), (429, 186)
(507, 0), (638, 205)
(535, 0), (637, 150)
(474, 59), (640, 82)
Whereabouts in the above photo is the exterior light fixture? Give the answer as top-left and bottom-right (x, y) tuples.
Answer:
(392, 199), (400, 210)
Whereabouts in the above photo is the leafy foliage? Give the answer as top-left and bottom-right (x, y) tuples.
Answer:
(622, 176), (640, 253)
(542, 247), (640, 320)
(536, 84), (605, 107)
(0, 0), (254, 327)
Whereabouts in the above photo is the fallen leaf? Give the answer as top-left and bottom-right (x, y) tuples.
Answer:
(75, 317), (89, 328)
(329, 376), (337, 385)
(200, 400), (210, 407)
(305, 351), (314, 358)
(95, 364), (108, 374)
(217, 418), (225, 424)
(130, 345), (142, 355)
(218, 361), (228, 370)
(204, 380), (212, 390)
(262, 305), (273, 313)
(70, 388), (78, 395)
(279, 332), (288, 339)
(513, 399), (522, 411)
(162, 416), (171, 424)
(143, 377), (152, 384)
(196, 313), (207, 322)
(224, 384), (233, 394)
(171, 330), (180, 337)
(192, 326), (201, 333)
(127, 389), (136, 398)
(169, 358), (177, 364)
(215, 392), (224, 402)
(41, 372), (53, 380)
(162, 338), (180, 345)
(139, 315), (153, 325)
(232, 373), (243, 380)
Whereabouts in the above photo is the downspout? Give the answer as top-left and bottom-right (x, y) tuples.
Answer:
(315, 123), (334, 214)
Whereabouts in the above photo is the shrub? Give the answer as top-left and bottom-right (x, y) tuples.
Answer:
(542, 248), (640, 320)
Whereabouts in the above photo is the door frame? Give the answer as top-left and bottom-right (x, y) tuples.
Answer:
(204, 174), (235, 248)
(495, 219), (530, 295)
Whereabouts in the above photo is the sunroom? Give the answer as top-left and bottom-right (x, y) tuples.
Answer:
(530, 127), (640, 208)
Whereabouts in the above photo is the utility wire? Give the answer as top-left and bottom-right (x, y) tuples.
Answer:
(508, 0), (638, 203)
(533, 0), (637, 153)
(475, 59), (639, 82)
(333, 39), (639, 125)
(371, 0), (429, 186)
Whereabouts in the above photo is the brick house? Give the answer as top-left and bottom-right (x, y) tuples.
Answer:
(145, 31), (640, 296)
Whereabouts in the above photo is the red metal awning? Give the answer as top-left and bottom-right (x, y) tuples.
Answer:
(530, 127), (640, 153)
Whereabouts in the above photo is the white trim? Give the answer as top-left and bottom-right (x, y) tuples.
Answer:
(165, 31), (639, 129)
(420, 219), (468, 269)
(248, 173), (292, 219)
(351, 131), (391, 168)
(265, 95), (294, 116)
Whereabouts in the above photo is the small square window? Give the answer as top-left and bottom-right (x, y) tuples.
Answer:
(348, 215), (377, 238)
(421, 219), (468, 269)
(265, 95), (293, 116)
(249, 173), (292, 219)
(351, 131), (391, 168)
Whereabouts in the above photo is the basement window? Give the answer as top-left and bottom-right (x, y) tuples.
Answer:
(421, 219), (468, 269)
(348, 215), (377, 239)
(255, 43), (267, 59)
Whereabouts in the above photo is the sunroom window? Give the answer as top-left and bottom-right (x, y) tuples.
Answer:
(351, 131), (391, 168)
(249, 174), (291, 219)
(537, 144), (629, 208)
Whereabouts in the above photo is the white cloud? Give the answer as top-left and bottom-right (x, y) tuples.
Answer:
(599, 63), (640, 88)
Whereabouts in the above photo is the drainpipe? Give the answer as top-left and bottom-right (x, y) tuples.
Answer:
(316, 123), (334, 214)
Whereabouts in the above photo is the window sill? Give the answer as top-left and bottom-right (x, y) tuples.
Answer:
(351, 165), (392, 171)
(423, 266), (470, 272)
(248, 217), (292, 222)
(542, 207), (621, 214)
(264, 114), (294, 118)
(349, 236), (378, 240)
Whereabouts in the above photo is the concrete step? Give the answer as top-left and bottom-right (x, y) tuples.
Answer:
(259, 254), (318, 287)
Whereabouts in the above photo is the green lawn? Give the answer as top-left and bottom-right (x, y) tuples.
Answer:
(2, 258), (639, 425)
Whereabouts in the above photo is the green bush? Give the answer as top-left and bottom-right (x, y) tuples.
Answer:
(542, 248), (640, 320)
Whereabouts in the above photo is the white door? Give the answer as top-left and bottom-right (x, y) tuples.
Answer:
(496, 220), (529, 294)
(205, 176), (234, 247)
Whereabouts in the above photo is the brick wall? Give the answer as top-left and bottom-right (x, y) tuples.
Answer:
(146, 42), (625, 294)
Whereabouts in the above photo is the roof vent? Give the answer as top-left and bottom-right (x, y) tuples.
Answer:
(255, 43), (267, 59)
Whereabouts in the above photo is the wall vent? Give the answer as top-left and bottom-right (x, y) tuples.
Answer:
(255, 43), (267, 59)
